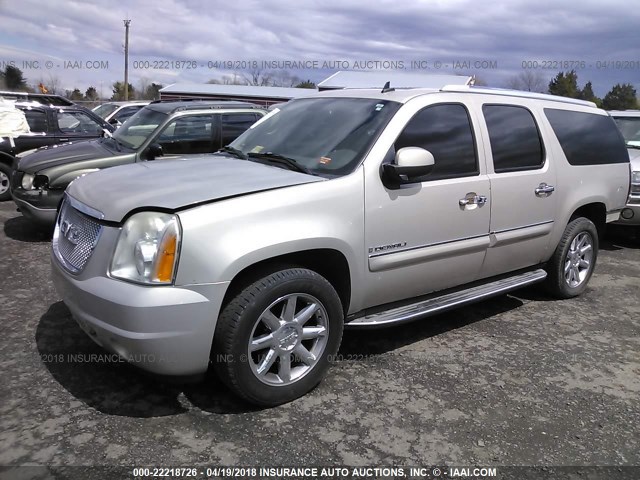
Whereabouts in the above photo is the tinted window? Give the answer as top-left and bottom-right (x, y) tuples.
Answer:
(394, 103), (477, 180)
(545, 109), (629, 165)
(483, 105), (544, 173)
(157, 114), (214, 155)
(113, 105), (143, 123)
(57, 111), (103, 135)
(221, 113), (257, 146)
(23, 110), (48, 133)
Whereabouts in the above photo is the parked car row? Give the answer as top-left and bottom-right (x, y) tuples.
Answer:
(9, 100), (265, 224)
(45, 85), (632, 406)
(0, 99), (112, 201)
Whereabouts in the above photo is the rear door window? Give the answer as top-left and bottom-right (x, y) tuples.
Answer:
(221, 113), (258, 147)
(483, 105), (544, 173)
(157, 114), (215, 155)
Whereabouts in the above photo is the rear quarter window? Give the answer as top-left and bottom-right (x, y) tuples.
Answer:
(544, 108), (629, 165)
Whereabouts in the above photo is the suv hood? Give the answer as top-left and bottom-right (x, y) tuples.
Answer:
(18, 139), (114, 173)
(66, 155), (324, 222)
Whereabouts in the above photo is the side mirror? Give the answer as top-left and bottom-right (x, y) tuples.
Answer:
(381, 147), (435, 189)
(108, 117), (122, 127)
(146, 143), (164, 160)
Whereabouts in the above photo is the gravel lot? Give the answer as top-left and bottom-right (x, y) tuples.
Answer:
(1, 200), (639, 478)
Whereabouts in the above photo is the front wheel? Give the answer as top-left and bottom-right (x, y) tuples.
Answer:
(212, 268), (344, 406)
(0, 163), (12, 202)
(545, 217), (599, 299)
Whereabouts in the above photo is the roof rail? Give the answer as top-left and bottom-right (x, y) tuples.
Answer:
(440, 85), (597, 108)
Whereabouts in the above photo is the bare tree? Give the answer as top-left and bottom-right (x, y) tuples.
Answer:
(505, 70), (547, 93)
(137, 77), (151, 100)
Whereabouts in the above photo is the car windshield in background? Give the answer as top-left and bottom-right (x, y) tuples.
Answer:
(93, 103), (119, 120)
(112, 109), (167, 149)
(229, 97), (401, 176)
(612, 117), (640, 147)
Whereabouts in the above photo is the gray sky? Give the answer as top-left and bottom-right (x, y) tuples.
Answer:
(0, 0), (638, 97)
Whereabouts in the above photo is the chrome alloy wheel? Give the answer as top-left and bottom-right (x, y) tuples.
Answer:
(248, 293), (329, 386)
(0, 170), (9, 196)
(564, 232), (594, 288)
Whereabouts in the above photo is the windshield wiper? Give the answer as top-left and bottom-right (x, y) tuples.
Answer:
(247, 152), (313, 175)
(218, 146), (247, 159)
(110, 136), (122, 152)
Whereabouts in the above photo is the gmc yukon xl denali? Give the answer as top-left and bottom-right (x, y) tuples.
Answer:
(51, 85), (630, 406)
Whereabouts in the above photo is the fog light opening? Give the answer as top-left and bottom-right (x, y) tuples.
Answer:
(621, 208), (634, 220)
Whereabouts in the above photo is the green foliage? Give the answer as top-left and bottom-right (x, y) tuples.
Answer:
(85, 86), (99, 101)
(111, 81), (135, 101)
(602, 83), (637, 110)
(68, 88), (84, 101)
(3, 65), (28, 91)
(578, 81), (602, 107)
(548, 70), (580, 98)
(142, 82), (163, 100)
(294, 80), (316, 89)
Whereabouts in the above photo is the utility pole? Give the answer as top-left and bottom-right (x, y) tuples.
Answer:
(123, 19), (131, 100)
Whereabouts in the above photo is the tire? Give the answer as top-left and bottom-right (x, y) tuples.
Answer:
(545, 217), (599, 299)
(212, 268), (344, 407)
(0, 162), (12, 202)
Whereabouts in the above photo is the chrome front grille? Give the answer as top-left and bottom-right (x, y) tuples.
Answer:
(53, 199), (102, 273)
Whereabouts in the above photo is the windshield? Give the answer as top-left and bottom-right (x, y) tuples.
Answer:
(93, 103), (119, 119)
(229, 97), (401, 176)
(112, 108), (167, 150)
(613, 116), (640, 147)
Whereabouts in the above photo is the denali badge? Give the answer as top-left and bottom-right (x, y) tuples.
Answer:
(368, 242), (407, 254)
(60, 220), (81, 246)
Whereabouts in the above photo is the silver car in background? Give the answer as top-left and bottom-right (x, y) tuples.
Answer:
(610, 110), (640, 225)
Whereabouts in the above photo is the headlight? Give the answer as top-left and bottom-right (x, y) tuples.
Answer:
(632, 171), (640, 185)
(21, 173), (35, 190)
(110, 212), (181, 285)
(21, 173), (48, 190)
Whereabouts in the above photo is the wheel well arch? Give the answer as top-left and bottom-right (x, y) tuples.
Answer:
(221, 249), (352, 317)
(0, 152), (16, 167)
(569, 202), (606, 238)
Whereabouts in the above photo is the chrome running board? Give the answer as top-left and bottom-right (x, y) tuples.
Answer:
(346, 269), (547, 328)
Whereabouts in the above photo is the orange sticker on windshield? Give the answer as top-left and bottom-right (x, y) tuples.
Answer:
(319, 156), (331, 165)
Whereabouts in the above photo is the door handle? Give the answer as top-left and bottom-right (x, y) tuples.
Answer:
(535, 183), (555, 196)
(459, 194), (488, 207)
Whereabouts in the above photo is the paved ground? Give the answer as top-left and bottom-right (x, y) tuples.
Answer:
(1, 200), (639, 477)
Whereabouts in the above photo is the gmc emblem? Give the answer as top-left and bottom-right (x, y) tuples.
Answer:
(60, 220), (81, 245)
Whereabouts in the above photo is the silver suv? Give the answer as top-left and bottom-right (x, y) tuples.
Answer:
(51, 86), (630, 406)
(609, 110), (640, 225)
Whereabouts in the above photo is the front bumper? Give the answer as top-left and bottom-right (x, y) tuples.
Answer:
(11, 176), (63, 225)
(51, 253), (229, 376)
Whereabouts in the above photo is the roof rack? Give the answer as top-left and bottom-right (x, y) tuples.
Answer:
(440, 85), (597, 108)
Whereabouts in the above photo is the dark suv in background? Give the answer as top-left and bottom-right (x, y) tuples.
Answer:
(0, 101), (113, 201)
(11, 100), (265, 224)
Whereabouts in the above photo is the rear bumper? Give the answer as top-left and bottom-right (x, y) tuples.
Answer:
(51, 253), (230, 376)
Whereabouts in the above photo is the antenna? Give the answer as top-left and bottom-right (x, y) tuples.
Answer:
(381, 81), (395, 93)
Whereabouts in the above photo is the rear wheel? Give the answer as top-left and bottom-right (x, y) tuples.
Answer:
(0, 163), (12, 201)
(545, 217), (598, 298)
(212, 268), (343, 406)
